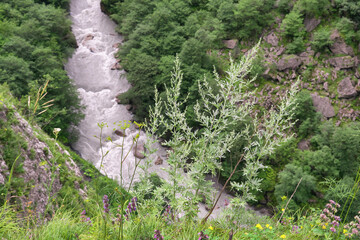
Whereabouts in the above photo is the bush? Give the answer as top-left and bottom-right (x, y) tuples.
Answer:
(293, 90), (321, 137)
(335, 0), (360, 23)
(286, 36), (306, 54)
(275, 163), (317, 206)
(336, 17), (359, 44)
(281, 10), (305, 39)
(295, 0), (331, 16)
(311, 28), (333, 52)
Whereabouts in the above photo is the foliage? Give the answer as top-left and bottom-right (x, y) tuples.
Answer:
(233, 0), (275, 39)
(147, 45), (297, 219)
(292, 90), (321, 138)
(275, 163), (317, 206)
(286, 36), (306, 54)
(294, 0), (331, 16)
(335, 0), (360, 23)
(311, 28), (334, 53)
(0, 0), (82, 143)
(336, 17), (360, 44)
(281, 10), (305, 39)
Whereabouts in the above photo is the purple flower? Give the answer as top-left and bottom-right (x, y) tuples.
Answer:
(198, 231), (209, 240)
(154, 230), (164, 240)
(103, 195), (109, 214)
(330, 227), (336, 233)
(80, 210), (92, 225)
(332, 220), (339, 227)
(124, 197), (138, 220)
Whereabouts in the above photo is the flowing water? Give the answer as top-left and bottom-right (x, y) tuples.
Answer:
(66, 0), (233, 219)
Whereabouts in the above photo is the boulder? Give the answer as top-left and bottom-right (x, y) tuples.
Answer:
(111, 62), (122, 70)
(154, 157), (163, 165)
(222, 39), (238, 49)
(337, 77), (358, 99)
(304, 17), (321, 32)
(311, 92), (335, 118)
(323, 82), (329, 91)
(264, 32), (279, 46)
(329, 56), (357, 69)
(329, 30), (354, 56)
(134, 143), (145, 159)
(114, 129), (126, 137)
(276, 55), (302, 71)
(112, 43), (120, 48)
(83, 34), (94, 42)
(298, 139), (310, 151)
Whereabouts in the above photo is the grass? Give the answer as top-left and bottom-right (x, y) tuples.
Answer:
(1, 193), (358, 240)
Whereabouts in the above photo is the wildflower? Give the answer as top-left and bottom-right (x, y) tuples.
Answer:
(80, 210), (92, 225)
(282, 208), (285, 212)
(208, 226), (214, 230)
(292, 225), (299, 234)
(281, 196), (287, 201)
(124, 197), (137, 220)
(266, 224), (270, 228)
(320, 200), (341, 233)
(280, 234), (286, 238)
(154, 230), (164, 240)
(103, 195), (109, 214)
(269, 226), (273, 230)
(198, 231), (209, 240)
(352, 228), (359, 235)
(256, 224), (263, 230)
(343, 229), (348, 233)
(53, 128), (61, 137)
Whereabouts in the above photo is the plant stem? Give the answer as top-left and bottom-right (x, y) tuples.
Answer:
(277, 177), (303, 226)
(202, 154), (244, 224)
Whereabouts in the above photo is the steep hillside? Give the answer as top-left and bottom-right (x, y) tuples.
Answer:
(0, 84), (123, 222)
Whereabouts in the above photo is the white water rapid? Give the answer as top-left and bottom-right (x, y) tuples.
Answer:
(65, 0), (233, 219)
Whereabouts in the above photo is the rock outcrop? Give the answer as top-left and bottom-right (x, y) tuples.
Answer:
(330, 30), (354, 56)
(311, 93), (335, 118)
(329, 56), (357, 69)
(222, 39), (238, 49)
(134, 142), (145, 159)
(264, 32), (279, 46)
(0, 105), (86, 218)
(304, 17), (321, 32)
(277, 55), (302, 71)
(337, 77), (358, 99)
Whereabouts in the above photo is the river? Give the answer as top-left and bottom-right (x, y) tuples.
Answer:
(65, 0), (234, 219)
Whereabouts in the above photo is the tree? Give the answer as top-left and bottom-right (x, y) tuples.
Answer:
(281, 10), (305, 39)
(0, 55), (33, 97)
(234, 0), (275, 39)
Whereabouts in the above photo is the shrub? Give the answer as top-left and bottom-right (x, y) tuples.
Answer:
(275, 163), (317, 205)
(311, 28), (333, 52)
(281, 10), (305, 39)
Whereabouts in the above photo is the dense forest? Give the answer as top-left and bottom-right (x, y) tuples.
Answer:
(0, 0), (82, 143)
(1, 0), (360, 239)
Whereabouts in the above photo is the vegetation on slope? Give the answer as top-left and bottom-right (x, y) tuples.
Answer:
(0, 0), (83, 143)
(101, 0), (360, 219)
